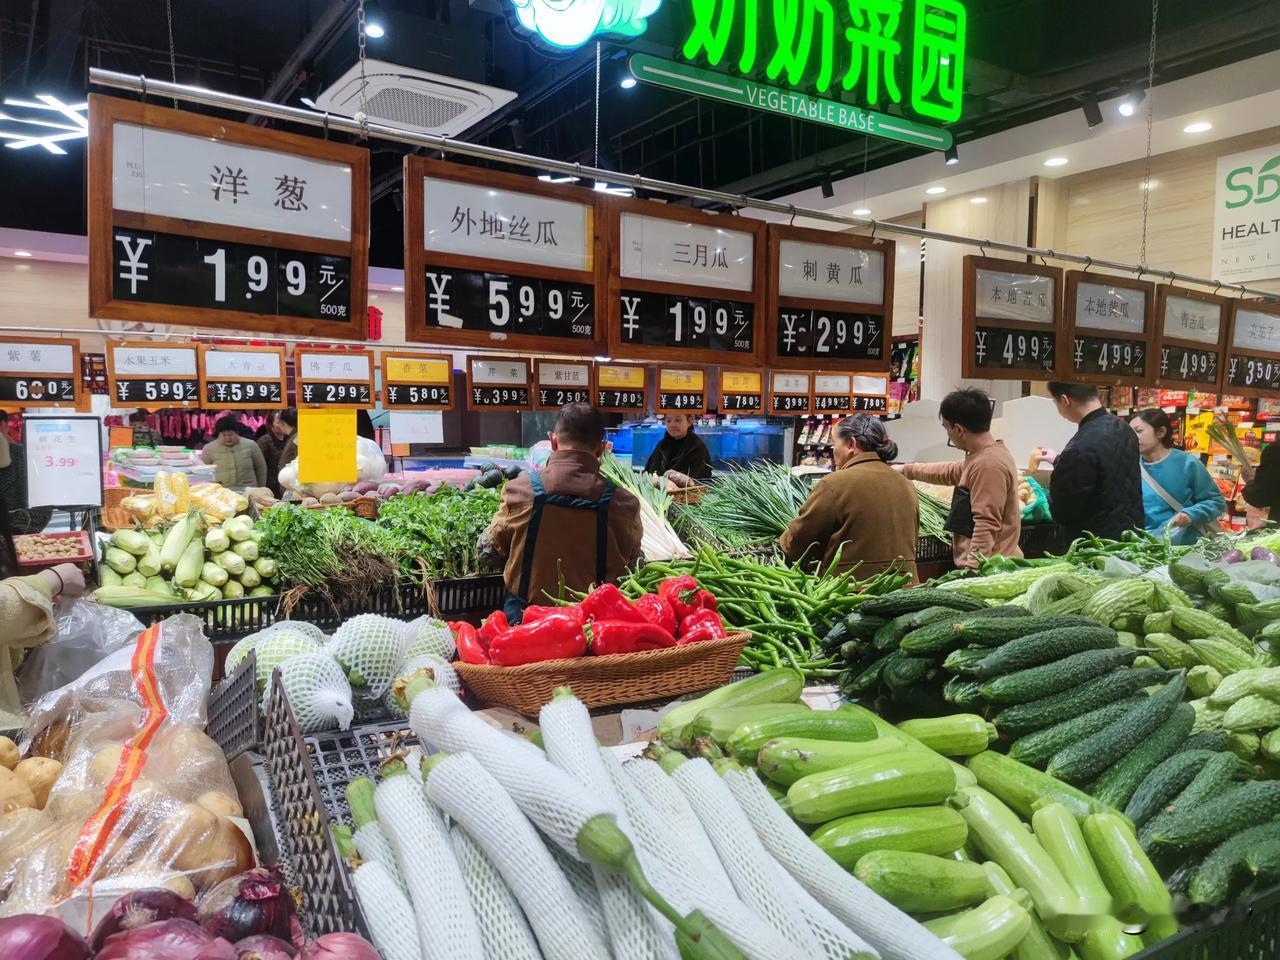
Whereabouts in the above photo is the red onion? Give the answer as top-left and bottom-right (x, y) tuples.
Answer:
(95, 919), (232, 960)
(0, 915), (88, 960)
(89, 888), (197, 951)
(234, 934), (298, 959)
(1223, 548), (1246, 564)
(298, 933), (380, 960)
(197, 867), (296, 944)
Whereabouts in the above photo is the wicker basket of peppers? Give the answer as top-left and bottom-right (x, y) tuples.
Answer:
(452, 579), (748, 716)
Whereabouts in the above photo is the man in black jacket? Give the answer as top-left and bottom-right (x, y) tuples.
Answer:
(1045, 381), (1144, 540)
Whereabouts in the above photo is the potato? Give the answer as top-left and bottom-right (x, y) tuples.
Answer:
(0, 775), (35, 814)
(0, 736), (17, 770)
(90, 743), (126, 784)
(14, 757), (61, 809)
(196, 790), (243, 819)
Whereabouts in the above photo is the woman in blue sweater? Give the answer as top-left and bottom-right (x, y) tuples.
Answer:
(1129, 409), (1225, 543)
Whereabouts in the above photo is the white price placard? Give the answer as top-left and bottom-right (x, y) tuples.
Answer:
(1163, 295), (1222, 345)
(203, 350), (282, 379)
(772, 372), (810, 394)
(814, 374), (852, 395)
(1233, 307), (1280, 354)
(778, 240), (885, 305)
(470, 357), (529, 386)
(537, 361), (591, 387)
(298, 352), (371, 381)
(620, 213), (754, 291)
(112, 346), (198, 376)
(1073, 281), (1147, 334)
(974, 268), (1056, 324)
(853, 374), (889, 395)
(388, 411), (444, 445)
(24, 417), (103, 508)
(0, 343), (74, 375)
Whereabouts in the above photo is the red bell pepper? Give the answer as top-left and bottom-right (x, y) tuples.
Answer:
(589, 620), (677, 656)
(692, 589), (718, 613)
(452, 621), (489, 664)
(634, 594), (677, 635)
(476, 610), (509, 650)
(488, 610), (588, 666)
(677, 608), (728, 645)
(522, 604), (571, 625)
(657, 576), (701, 620)
(580, 583), (648, 624)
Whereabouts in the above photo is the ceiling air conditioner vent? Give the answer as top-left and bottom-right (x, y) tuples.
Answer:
(312, 59), (517, 137)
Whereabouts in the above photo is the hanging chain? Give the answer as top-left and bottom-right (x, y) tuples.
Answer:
(1139, 0), (1160, 269)
(593, 41), (601, 172)
(165, 0), (178, 107)
(355, 0), (370, 139)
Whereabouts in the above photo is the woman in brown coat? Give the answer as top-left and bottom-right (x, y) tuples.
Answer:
(779, 414), (918, 581)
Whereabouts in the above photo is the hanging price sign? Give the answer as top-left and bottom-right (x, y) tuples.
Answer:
(1064, 271), (1156, 386)
(534, 359), (594, 410)
(1225, 300), (1280, 399)
(962, 257), (1063, 381)
(720, 369), (764, 412)
(1154, 286), (1227, 391)
(596, 364), (649, 412)
(199, 345), (287, 409)
(852, 374), (890, 414)
(294, 349), (374, 408)
(88, 95), (369, 340)
(769, 371), (813, 416)
(381, 352), (453, 410)
(467, 355), (532, 411)
(656, 368), (707, 414)
(0, 338), (80, 408)
(107, 341), (200, 408)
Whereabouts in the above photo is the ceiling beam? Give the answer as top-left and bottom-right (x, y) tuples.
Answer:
(251, 0), (355, 122)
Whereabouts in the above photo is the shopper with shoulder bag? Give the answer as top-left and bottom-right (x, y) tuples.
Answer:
(1129, 409), (1225, 544)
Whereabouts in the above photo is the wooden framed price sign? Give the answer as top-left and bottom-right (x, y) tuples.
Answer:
(381, 352), (453, 410)
(852, 374), (891, 414)
(812, 374), (853, 413)
(294, 349), (374, 408)
(596, 363), (648, 413)
(88, 95), (369, 339)
(608, 198), (766, 367)
(962, 257), (1063, 381)
(719, 368), (764, 413)
(107, 341), (200, 408)
(766, 224), (894, 373)
(769, 370), (813, 416)
(533, 359), (594, 411)
(1064, 271), (1156, 386)
(0, 337), (80, 408)
(656, 368), (707, 415)
(466, 355), (532, 411)
(198, 345), (287, 409)
(1225, 300), (1280, 398)
(404, 158), (605, 355)
(1153, 286), (1228, 392)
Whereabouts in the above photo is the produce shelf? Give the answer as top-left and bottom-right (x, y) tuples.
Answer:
(206, 650), (259, 760)
(1135, 884), (1280, 958)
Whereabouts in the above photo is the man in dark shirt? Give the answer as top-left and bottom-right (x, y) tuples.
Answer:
(1045, 381), (1144, 541)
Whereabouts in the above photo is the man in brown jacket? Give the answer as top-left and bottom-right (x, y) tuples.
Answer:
(481, 404), (642, 622)
(898, 388), (1022, 569)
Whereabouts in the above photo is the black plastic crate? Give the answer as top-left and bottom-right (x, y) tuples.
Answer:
(133, 592), (278, 644)
(1135, 885), (1280, 959)
(915, 534), (952, 563)
(206, 650), (258, 760)
(1020, 522), (1073, 560)
(430, 574), (505, 621)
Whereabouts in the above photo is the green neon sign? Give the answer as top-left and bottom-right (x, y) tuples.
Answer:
(680, 0), (967, 124)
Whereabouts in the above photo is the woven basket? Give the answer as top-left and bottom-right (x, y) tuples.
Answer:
(352, 496), (379, 520)
(669, 482), (707, 505)
(454, 632), (750, 716)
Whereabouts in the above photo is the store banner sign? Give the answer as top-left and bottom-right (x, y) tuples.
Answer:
(1162, 294), (1223, 345)
(1155, 286), (1227, 392)
(852, 373), (891, 413)
(1064, 271), (1155, 387)
(0, 338), (79, 408)
(1213, 143), (1280, 284)
(199, 346), (287, 410)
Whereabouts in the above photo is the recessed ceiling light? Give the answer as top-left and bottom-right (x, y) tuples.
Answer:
(853, 208), (871, 216)
(970, 196), (988, 205)
(620, 76), (637, 90)
(391, 286), (404, 292)
(1043, 157), (1069, 167)
(1183, 121), (1212, 134)
(925, 186), (947, 195)
(12, 250), (32, 257)
(363, 22), (385, 38)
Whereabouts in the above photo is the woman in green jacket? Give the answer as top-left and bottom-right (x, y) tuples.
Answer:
(202, 415), (267, 489)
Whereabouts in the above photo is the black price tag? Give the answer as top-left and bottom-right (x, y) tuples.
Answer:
(472, 386), (530, 408)
(774, 393), (810, 413)
(1160, 345), (1219, 385)
(853, 395), (888, 413)
(658, 392), (704, 412)
(722, 393), (762, 411)
(114, 378), (199, 404)
(974, 326), (1056, 371)
(111, 227), (352, 323)
(776, 308), (885, 361)
(386, 384), (451, 408)
(422, 267), (594, 340)
(1227, 355), (1280, 392)
(298, 382), (371, 405)
(203, 380), (283, 406)
(0, 377), (76, 404)
(814, 394), (852, 412)
(539, 386), (591, 407)
(1073, 336), (1146, 378)
(598, 388), (646, 410)
(619, 291), (755, 354)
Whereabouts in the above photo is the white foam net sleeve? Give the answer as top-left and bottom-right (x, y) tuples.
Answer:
(600, 750), (805, 960)
(425, 752), (612, 960)
(549, 840), (609, 941)
(354, 820), (407, 894)
(540, 697), (679, 960)
(451, 824), (544, 960)
(352, 860), (427, 960)
(385, 655), (460, 719)
(721, 765), (965, 960)
(409, 685), (611, 858)
(771, 856), (878, 960)
(374, 772), (485, 960)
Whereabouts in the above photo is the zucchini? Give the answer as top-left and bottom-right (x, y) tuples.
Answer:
(1186, 664), (1223, 699)
(1083, 812), (1174, 928)
(787, 751), (956, 823)
(811, 806), (968, 868)
(970, 624), (1117, 679)
(1137, 751), (1254, 849)
(854, 850), (987, 912)
(861, 587), (988, 617)
(873, 605), (956, 651)
(979, 647), (1139, 705)
(1123, 749), (1218, 829)
(1046, 674), (1186, 785)
(967, 750), (1114, 824)
(978, 865), (1069, 960)
(658, 667), (803, 747)
(756, 735), (903, 786)
(1187, 822), (1280, 905)
(1078, 917), (1144, 960)
(1007, 698), (1146, 768)
(942, 645), (991, 676)
(726, 710), (875, 761)
(1032, 802), (1113, 919)
(1142, 633), (1201, 670)
(1090, 702), (1195, 810)
(688, 704), (810, 746)
(994, 668), (1171, 737)
(922, 895), (1031, 960)
(1147, 779), (1280, 850)
(896, 715), (996, 757)
(1222, 694), (1280, 732)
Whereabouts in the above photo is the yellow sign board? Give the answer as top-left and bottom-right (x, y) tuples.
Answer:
(658, 368), (705, 391)
(297, 409), (357, 484)
(722, 370), (762, 393)
(598, 365), (646, 388)
(385, 357), (450, 383)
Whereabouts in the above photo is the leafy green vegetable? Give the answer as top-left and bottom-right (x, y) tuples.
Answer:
(375, 486), (500, 581)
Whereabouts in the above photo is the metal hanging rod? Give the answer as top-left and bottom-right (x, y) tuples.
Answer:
(89, 68), (1274, 300)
